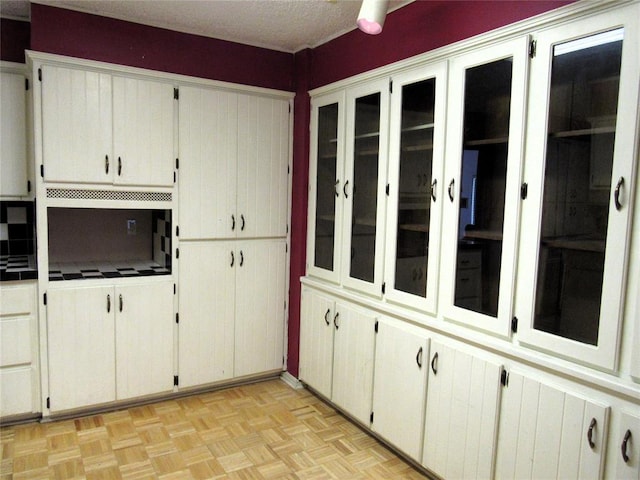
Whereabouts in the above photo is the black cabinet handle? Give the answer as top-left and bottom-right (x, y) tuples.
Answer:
(107, 294), (111, 313)
(431, 352), (438, 375)
(241, 214), (245, 231)
(324, 308), (330, 325)
(232, 215), (236, 231)
(587, 418), (597, 449)
(614, 177), (624, 211)
(334, 180), (340, 198)
(343, 180), (349, 199)
(621, 429), (631, 463)
(105, 155), (109, 174)
(448, 179), (455, 202)
(230, 251), (235, 267)
(431, 179), (437, 202)
(333, 312), (340, 330)
(240, 250), (244, 267)
(119, 294), (123, 312)
(416, 347), (423, 368)
(118, 157), (122, 176)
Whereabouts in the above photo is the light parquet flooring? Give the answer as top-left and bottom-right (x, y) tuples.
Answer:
(1, 379), (430, 479)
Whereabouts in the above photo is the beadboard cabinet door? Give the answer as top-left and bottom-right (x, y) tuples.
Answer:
(371, 318), (429, 461)
(496, 371), (609, 480)
(47, 285), (116, 412)
(1, 67), (29, 197)
(422, 340), (502, 479)
(115, 282), (174, 400)
(178, 242), (235, 388)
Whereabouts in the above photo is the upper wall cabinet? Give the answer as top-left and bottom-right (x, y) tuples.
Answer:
(307, 78), (390, 296)
(39, 64), (175, 187)
(439, 37), (529, 337)
(515, 6), (640, 370)
(178, 86), (290, 240)
(1, 64), (29, 198)
(384, 62), (447, 314)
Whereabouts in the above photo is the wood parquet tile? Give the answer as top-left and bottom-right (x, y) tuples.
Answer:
(1, 379), (430, 479)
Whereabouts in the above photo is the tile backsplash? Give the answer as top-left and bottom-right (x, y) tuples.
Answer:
(153, 210), (172, 271)
(0, 201), (36, 256)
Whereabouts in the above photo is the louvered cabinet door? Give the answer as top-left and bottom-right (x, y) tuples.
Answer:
(495, 371), (609, 480)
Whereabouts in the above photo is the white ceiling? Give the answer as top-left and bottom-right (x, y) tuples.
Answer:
(0, 0), (413, 53)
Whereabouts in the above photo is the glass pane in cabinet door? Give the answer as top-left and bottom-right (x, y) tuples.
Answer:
(454, 58), (513, 317)
(394, 79), (436, 297)
(534, 29), (623, 345)
(350, 93), (381, 283)
(314, 103), (339, 271)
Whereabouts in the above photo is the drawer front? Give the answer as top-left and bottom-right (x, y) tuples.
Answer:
(0, 284), (35, 316)
(0, 317), (31, 366)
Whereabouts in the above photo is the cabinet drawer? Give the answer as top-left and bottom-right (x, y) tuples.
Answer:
(457, 249), (482, 269)
(0, 366), (33, 417)
(0, 284), (35, 316)
(0, 317), (31, 366)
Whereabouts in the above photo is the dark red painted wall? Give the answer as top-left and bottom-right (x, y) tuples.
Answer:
(30, 4), (294, 91)
(1, 18), (30, 63)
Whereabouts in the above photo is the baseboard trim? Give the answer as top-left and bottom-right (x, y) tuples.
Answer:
(280, 371), (304, 389)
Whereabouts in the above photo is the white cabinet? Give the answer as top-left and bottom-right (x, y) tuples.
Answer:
(439, 37), (529, 337)
(47, 281), (174, 412)
(616, 411), (640, 479)
(371, 317), (429, 461)
(515, 5), (640, 370)
(496, 371), (609, 479)
(299, 287), (376, 426)
(178, 239), (286, 386)
(40, 63), (175, 187)
(178, 86), (290, 240)
(0, 282), (38, 417)
(422, 340), (502, 479)
(1, 64), (29, 197)
(383, 63), (446, 313)
(306, 79), (390, 296)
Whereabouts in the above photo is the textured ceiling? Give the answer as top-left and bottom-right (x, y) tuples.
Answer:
(0, 0), (413, 53)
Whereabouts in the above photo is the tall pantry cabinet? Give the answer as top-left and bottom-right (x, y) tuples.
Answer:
(300, 1), (640, 478)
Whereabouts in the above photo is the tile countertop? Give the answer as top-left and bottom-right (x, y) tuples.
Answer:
(0, 255), (38, 281)
(48, 260), (170, 281)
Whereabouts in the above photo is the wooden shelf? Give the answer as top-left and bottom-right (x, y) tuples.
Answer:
(464, 137), (509, 147)
(402, 143), (434, 152)
(549, 125), (615, 138)
(399, 224), (430, 233)
(401, 123), (435, 133)
(542, 237), (605, 253)
(463, 229), (503, 241)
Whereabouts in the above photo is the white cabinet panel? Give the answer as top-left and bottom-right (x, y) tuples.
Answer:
(1, 68), (28, 197)
(178, 87), (238, 239)
(113, 76), (175, 187)
(47, 286), (116, 411)
(423, 341), (502, 479)
(41, 65), (112, 185)
(178, 242), (235, 388)
(372, 318), (429, 461)
(115, 282), (174, 400)
(0, 367), (32, 416)
(0, 317), (31, 366)
(496, 371), (609, 480)
(234, 239), (286, 377)
(299, 287), (335, 399)
(616, 411), (640, 479)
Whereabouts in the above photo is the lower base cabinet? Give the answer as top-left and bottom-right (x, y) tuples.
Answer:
(616, 411), (640, 479)
(47, 281), (174, 412)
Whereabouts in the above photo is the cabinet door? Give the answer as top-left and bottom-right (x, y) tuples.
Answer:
(306, 91), (345, 283)
(1, 69), (28, 197)
(371, 318), (429, 461)
(342, 79), (390, 296)
(331, 300), (376, 426)
(178, 87), (238, 239)
(178, 242), (235, 388)
(616, 411), (640, 479)
(41, 65), (112, 184)
(234, 239), (286, 377)
(113, 76), (174, 187)
(516, 6), (639, 370)
(115, 282), (174, 400)
(298, 287), (335, 399)
(423, 341), (502, 479)
(384, 63), (446, 313)
(47, 286), (115, 411)
(236, 94), (290, 238)
(496, 371), (609, 480)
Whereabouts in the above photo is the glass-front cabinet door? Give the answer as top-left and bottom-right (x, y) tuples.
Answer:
(440, 38), (529, 337)
(384, 63), (447, 313)
(306, 91), (345, 283)
(342, 79), (390, 296)
(516, 8), (639, 370)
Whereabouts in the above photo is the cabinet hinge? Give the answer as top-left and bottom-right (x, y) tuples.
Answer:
(374, 320), (379, 333)
(287, 165), (290, 175)
(173, 172), (176, 184)
(500, 368), (509, 387)
(385, 184), (389, 196)
(176, 248), (180, 259)
(25, 78), (29, 91)
(40, 165), (44, 178)
(174, 88), (179, 100)
(43, 293), (47, 305)
(175, 158), (179, 170)
(176, 225), (180, 237)
(286, 224), (289, 234)
(511, 316), (518, 333)
(381, 282), (386, 295)
(27, 180), (31, 192)
(38, 68), (42, 82)
(176, 313), (179, 324)
(370, 411), (374, 423)
(173, 375), (179, 386)
(520, 183), (528, 200)
(46, 397), (50, 409)
(529, 40), (537, 58)
(389, 80), (393, 93)
(173, 284), (176, 295)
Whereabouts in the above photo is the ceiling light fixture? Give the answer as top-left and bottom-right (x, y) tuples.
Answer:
(357, 0), (389, 35)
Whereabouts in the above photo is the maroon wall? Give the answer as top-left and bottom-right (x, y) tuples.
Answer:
(1, 18), (30, 63)
(30, 3), (294, 91)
